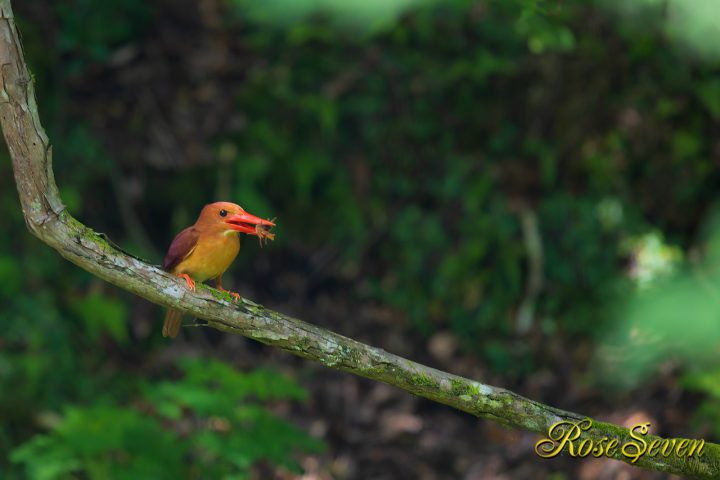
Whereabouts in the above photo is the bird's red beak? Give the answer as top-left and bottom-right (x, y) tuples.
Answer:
(225, 210), (276, 235)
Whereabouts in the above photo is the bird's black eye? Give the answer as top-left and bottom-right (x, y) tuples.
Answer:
(219, 209), (227, 217)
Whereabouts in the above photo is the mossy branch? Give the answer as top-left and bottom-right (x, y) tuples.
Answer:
(1, 1), (718, 477)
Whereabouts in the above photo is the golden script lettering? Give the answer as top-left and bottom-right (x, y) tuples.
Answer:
(535, 419), (704, 463)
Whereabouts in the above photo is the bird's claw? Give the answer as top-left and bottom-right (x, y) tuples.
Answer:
(218, 286), (241, 301)
(177, 273), (196, 291)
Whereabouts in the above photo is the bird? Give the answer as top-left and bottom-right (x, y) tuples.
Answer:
(161, 201), (276, 338)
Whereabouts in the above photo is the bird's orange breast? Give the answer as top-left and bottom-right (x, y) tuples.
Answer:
(172, 232), (240, 282)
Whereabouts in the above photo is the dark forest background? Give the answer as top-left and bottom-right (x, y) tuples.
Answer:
(3, 0), (720, 478)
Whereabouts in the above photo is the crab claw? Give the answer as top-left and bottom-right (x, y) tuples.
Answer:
(225, 210), (276, 235)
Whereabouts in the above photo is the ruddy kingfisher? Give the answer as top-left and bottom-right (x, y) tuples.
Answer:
(161, 202), (275, 338)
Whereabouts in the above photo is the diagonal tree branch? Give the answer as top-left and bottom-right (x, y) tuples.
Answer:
(1, 1), (717, 477)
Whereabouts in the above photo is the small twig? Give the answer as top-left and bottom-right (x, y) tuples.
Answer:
(516, 205), (544, 333)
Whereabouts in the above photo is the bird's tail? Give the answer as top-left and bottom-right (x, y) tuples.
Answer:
(162, 309), (182, 338)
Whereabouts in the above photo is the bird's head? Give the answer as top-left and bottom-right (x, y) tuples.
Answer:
(197, 202), (275, 236)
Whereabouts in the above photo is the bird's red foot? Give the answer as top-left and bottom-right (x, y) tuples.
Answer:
(217, 286), (241, 300)
(177, 273), (196, 291)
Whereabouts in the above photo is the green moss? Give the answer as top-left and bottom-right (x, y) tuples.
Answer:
(450, 378), (468, 396)
(321, 343), (355, 368)
(287, 336), (313, 353)
(244, 303), (268, 318)
(468, 382), (484, 397)
(65, 215), (112, 250)
(207, 286), (234, 303)
(412, 371), (438, 389)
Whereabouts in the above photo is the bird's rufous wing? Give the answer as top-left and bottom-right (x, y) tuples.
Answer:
(163, 226), (199, 272)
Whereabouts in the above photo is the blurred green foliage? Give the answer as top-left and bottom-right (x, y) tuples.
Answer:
(684, 368), (720, 438)
(224, 0), (640, 348)
(597, 220), (720, 388)
(56, 0), (152, 74)
(11, 359), (321, 479)
(603, 0), (720, 61)
(4, 0), (720, 476)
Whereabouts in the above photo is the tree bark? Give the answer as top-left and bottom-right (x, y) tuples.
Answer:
(1, 1), (717, 477)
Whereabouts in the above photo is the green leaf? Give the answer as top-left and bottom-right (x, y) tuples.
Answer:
(71, 291), (128, 344)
